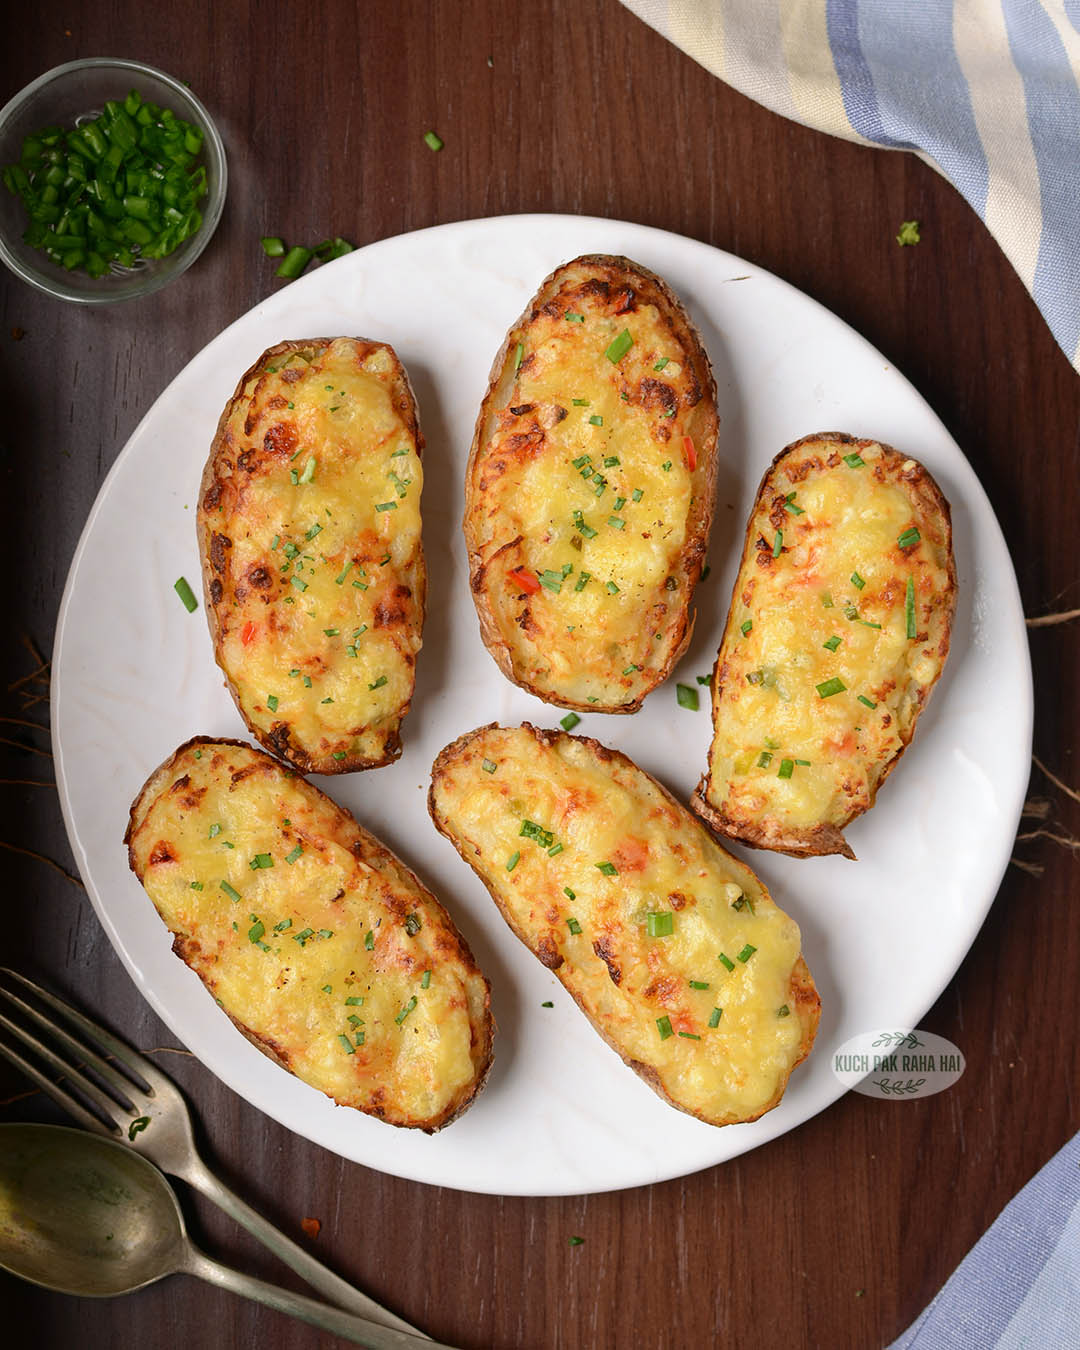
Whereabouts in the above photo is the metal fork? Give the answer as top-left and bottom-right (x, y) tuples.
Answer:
(0, 967), (426, 1339)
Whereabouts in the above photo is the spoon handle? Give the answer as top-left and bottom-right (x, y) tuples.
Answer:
(182, 1243), (459, 1349)
(179, 1152), (425, 1336)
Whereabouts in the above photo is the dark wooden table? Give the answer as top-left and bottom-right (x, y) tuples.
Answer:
(4, 3), (1079, 1347)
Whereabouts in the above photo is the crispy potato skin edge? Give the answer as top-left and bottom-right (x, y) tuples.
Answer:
(197, 338), (427, 774)
(429, 722), (820, 1127)
(691, 431), (958, 859)
(126, 735), (494, 1132)
(464, 256), (719, 714)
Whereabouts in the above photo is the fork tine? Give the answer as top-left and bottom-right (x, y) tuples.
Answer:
(0, 984), (139, 1106)
(0, 1028), (121, 1138)
(0, 967), (164, 1093)
(0, 1008), (134, 1128)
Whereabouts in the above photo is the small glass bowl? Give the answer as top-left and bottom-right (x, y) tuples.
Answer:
(0, 58), (227, 304)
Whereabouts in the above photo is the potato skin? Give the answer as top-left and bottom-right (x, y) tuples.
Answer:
(692, 432), (957, 858)
(198, 338), (425, 774)
(429, 723), (819, 1128)
(125, 737), (493, 1132)
(465, 256), (719, 713)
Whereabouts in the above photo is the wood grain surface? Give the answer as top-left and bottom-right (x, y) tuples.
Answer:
(3, 3), (1078, 1347)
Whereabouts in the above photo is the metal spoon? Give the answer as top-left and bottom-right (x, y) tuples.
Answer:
(0, 1124), (457, 1349)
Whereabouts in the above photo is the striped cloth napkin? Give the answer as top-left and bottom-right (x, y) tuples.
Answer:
(620, 0), (1080, 374)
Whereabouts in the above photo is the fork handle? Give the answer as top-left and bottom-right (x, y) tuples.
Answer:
(181, 1243), (458, 1349)
(179, 1153), (426, 1337)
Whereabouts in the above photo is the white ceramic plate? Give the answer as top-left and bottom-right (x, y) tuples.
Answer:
(53, 215), (1031, 1196)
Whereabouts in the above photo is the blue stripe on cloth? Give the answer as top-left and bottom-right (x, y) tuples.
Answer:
(888, 1131), (1080, 1350)
(1001, 0), (1080, 367)
(1066, 0), (1080, 37)
(825, 0), (907, 146)
(854, 4), (988, 216)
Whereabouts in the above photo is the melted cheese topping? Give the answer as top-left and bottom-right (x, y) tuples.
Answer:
(468, 273), (713, 709)
(204, 339), (423, 768)
(129, 742), (490, 1129)
(432, 727), (815, 1125)
(705, 440), (954, 847)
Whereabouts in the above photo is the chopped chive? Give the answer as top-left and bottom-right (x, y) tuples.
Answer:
(823, 635), (841, 652)
(335, 561), (354, 584)
(548, 843), (564, 857)
(816, 677), (847, 698)
(604, 455), (620, 468)
(843, 452), (865, 468)
(174, 577), (198, 612)
(565, 312), (584, 323)
(220, 880), (241, 903)
(338, 1033), (355, 1054)
(851, 571), (866, 590)
(482, 758), (498, 774)
(596, 861), (618, 876)
(678, 1031), (701, 1041)
(606, 581), (619, 594)
(696, 674), (711, 686)
(676, 683), (699, 710)
(332, 751), (347, 760)
(569, 1235), (585, 1246)
(375, 501), (397, 512)
(318, 928), (333, 940)
(906, 576), (917, 638)
(575, 572), (592, 592)
(560, 712), (580, 731)
(512, 341), (524, 372)
(653, 357), (669, 371)
(572, 398), (589, 406)
(605, 329), (633, 363)
(266, 694), (279, 712)
(718, 953), (735, 972)
(395, 996), (418, 1025)
(822, 591), (834, 608)
(421, 970), (431, 989)
(364, 930), (374, 950)
(299, 456), (316, 484)
(564, 886), (576, 900)
(783, 492), (804, 515)
(773, 531), (783, 558)
(656, 1015), (674, 1040)
(708, 1007), (722, 1028)
(662, 460), (672, 471)
(321, 984), (332, 994)
(345, 995), (363, 1005)
(271, 535), (280, 551)
(689, 980), (710, 991)
(404, 913), (422, 937)
(539, 569), (563, 593)
(898, 527), (921, 549)
(632, 488), (644, 502)
(737, 944), (756, 963)
(190, 880), (204, 891)
(520, 820), (555, 848)
(323, 628), (339, 637)
(506, 851), (520, 872)
(274, 919), (292, 932)
(647, 911), (673, 937)
(588, 414), (603, 427)
(857, 694), (877, 709)
(756, 751), (772, 768)
(302, 675), (311, 687)
(623, 664), (640, 675)
(247, 919), (265, 943)
(305, 522), (322, 540)
(741, 619), (753, 636)
(542, 1001), (554, 1008)
(369, 675), (388, 689)
(290, 575), (308, 592)
(566, 917), (582, 935)
(208, 823), (222, 838)
(607, 516), (625, 530)
(249, 852), (274, 870)
(778, 758), (794, 778)
(423, 129), (444, 152)
(778, 1004), (791, 1017)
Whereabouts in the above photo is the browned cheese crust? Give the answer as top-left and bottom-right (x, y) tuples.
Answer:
(126, 736), (493, 1131)
(198, 338), (426, 774)
(429, 723), (819, 1128)
(465, 255), (719, 712)
(692, 432), (957, 858)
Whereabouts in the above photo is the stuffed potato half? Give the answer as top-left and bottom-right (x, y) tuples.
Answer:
(198, 337), (425, 774)
(692, 432), (957, 858)
(429, 723), (819, 1128)
(465, 255), (719, 712)
(126, 737), (493, 1132)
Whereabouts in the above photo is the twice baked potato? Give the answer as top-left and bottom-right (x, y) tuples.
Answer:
(692, 432), (957, 859)
(429, 723), (819, 1128)
(198, 337), (425, 774)
(126, 737), (493, 1131)
(465, 255), (719, 712)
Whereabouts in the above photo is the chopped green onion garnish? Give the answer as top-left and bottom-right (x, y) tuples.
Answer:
(857, 694), (877, 709)
(708, 1007), (722, 1028)
(174, 577), (198, 612)
(520, 820), (554, 848)
(741, 619), (752, 636)
(656, 1015), (673, 1040)
(569, 1235), (585, 1246)
(653, 357), (669, 371)
(647, 912), (673, 937)
(662, 460), (672, 471)
(783, 492), (804, 515)
(608, 516), (625, 530)
(606, 581), (619, 595)
(898, 527), (921, 549)
(539, 569), (563, 593)
(338, 1033), (355, 1054)
(345, 995), (363, 1005)
(276, 246), (312, 279)
(512, 341), (524, 372)
(542, 1001), (554, 1008)
(678, 1031), (700, 1040)
(375, 501), (397, 512)
(575, 572), (592, 591)
(565, 312), (584, 323)
(596, 861), (618, 876)
(737, 944), (756, 963)
(220, 880), (241, 903)
(632, 488), (644, 502)
(773, 531), (783, 558)
(247, 918), (265, 943)
(369, 675), (388, 689)
(851, 571), (866, 590)
(260, 236), (285, 257)
(906, 576), (917, 638)
(335, 561), (354, 585)
(566, 917), (582, 935)
(395, 996), (418, 1025)
(718, 953), (735, 972)
(266, 694), (279, 712)
(778, 1004), (791, 1017)
(843, 452), (865, 468)
(423, 130), (444, 152)
(588, 414), (603, 427)
(364, 930), (374, 950)
(689, 980), (710, 991)
(404, 913), (422, 937)
(778, 759), (794, 778)
(482, 758), (497, 773)
(823, 635), (841, 652)
(332, 751), (347, 761)
(623, 664), (640, 675)
(249, 852), (273, 870)
(421, 970), (431, 989)
(676, 684), (699, 711)
(274, 918), (293, 931)
(564, 886), (576, 901)
(190, 880), (203, 891)
(548, 843), (563, 857)
(605, 329), (634, 363)
(822, 591), (834, 608)
(560, 712), (580, 731)
(816, 677), (847, 698)
(757, 751), (772, 768)
(506, 851), (520, 872)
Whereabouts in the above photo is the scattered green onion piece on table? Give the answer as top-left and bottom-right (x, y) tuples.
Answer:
(423, 130), (444, 152)
(676, 683), (699, 711)
(173, 576), (198, 612)
(275, 246), (312, 279)
(560, 712), (580, 732)
(260, 236), (285, 257)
